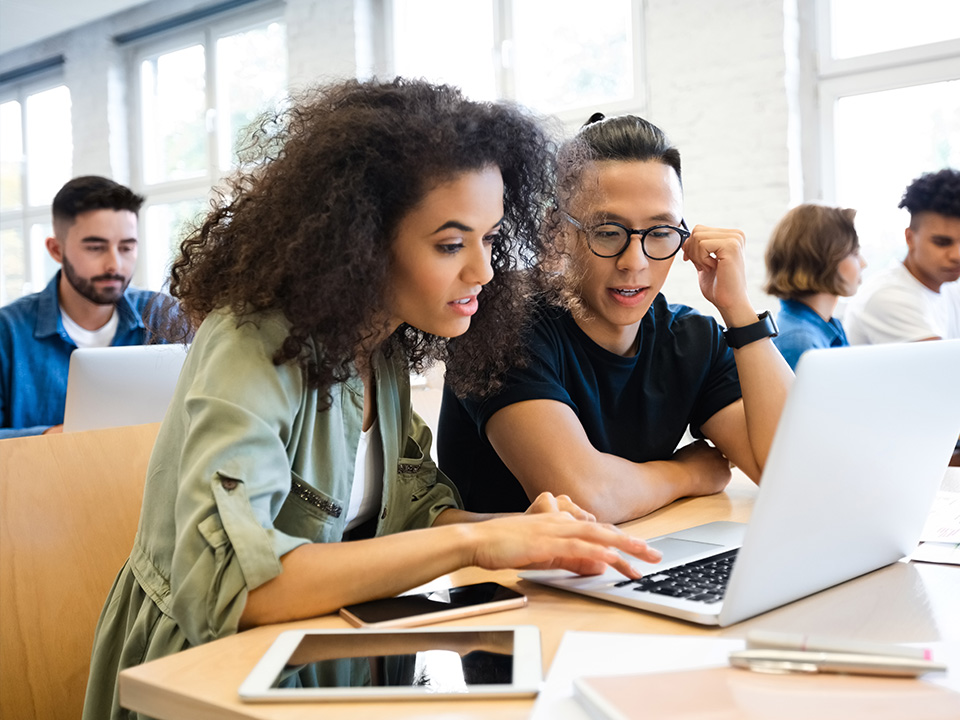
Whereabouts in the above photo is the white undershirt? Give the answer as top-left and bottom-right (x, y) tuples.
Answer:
(61, 306), (119, 348)
(344, 416), (384, 532)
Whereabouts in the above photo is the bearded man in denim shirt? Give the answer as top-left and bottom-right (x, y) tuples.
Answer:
(0, 176), (175, 438)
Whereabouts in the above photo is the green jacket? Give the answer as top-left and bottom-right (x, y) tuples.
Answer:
(83, 309), (461, 720)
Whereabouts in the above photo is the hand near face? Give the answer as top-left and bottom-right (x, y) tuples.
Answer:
(682, 225), (750, 316)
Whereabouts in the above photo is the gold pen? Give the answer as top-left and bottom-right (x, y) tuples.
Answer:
(729, 649), (948, 678)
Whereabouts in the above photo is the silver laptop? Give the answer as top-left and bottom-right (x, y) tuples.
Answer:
(63, 344), (188, 432)
(520, 339), (960, 626)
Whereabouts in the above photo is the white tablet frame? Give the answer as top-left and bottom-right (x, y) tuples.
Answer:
(238, 625), (542, 702)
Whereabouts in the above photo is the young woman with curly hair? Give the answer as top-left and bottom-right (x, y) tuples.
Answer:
(83, 79), (660, 719)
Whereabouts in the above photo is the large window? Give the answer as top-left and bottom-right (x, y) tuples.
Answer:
(817, 0), (960, 274)
(390, 0), (643, 123)
(131, 10), (286, 291)
(0, 79), (72, 305)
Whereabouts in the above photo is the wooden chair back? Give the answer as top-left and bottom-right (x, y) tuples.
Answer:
(0, 422), (161, 720)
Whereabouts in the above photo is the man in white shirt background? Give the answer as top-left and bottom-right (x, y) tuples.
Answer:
(844, 168), (960, 467)
(845, 168), (960, 344)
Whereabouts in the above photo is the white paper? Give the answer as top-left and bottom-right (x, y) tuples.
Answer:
(920, 491), (960, 543)
(911, 541), (960, 565)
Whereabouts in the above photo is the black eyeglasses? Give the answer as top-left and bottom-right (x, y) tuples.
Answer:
(563, 212), (690, 260)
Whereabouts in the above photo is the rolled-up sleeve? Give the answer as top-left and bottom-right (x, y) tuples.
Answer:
(164, 313), (314, 644)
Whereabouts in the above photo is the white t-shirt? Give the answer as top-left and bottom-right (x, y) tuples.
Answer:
(844, 262), (960, 344)
(344, 416), (384, 533)
(61, 307), (119, 348)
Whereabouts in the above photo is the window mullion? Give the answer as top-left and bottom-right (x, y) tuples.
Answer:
(18, 91), (41, 291)
(495, 0), (513, 100)
(205, 27), (219, 188)
(18, 94), (32, 289)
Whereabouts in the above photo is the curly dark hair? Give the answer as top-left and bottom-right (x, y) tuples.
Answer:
(899, 168), (960, 224)
(167, 77), (556, 402)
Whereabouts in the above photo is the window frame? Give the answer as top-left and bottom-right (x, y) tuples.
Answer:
(126, 3), (286, 290)
(0, 70), (71, 303)
(386, 0), (647, 125)
(815, 0), (960, 201)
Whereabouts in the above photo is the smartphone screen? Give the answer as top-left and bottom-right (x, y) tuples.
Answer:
(340, 582), (526, 628)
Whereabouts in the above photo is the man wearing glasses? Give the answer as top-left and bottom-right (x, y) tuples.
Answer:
(438, 114), (793, 523)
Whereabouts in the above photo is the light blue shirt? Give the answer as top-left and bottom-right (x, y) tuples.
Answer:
(0, 272), (170, 438)
(773, 298), (848, 371)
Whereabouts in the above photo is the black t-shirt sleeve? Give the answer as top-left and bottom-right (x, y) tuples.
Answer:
(464, 308), (578, 435)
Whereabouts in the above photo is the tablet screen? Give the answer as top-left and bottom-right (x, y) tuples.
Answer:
(239, 626), (542, 701)
(277, 629), (513, 689)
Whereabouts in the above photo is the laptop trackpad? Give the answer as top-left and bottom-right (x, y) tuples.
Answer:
(645, 537), (725, 569)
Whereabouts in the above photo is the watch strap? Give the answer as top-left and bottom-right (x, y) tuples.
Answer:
(723, 311), (779, 349)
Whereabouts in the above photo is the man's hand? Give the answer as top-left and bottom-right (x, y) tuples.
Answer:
(672, 440), (732, 497)
(682, 225), (755, 324)
(524, 491), (597, 522)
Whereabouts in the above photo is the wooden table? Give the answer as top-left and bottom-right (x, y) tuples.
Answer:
(118, 469), (960, 719)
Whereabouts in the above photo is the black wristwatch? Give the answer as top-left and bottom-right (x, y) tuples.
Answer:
(723, 311), (779, 349)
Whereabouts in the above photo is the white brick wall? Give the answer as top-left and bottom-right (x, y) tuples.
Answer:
(646, 0), (799, 316)
(286, 0), (360, 90)
(63, 32), (122, 181)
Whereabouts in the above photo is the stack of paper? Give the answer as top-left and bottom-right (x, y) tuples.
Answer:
(912, 491), (960, 565)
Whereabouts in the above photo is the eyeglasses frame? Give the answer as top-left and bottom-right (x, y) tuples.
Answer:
(562, 211), (691, 260)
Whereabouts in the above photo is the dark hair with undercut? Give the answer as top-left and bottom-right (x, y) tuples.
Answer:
(51, 176), (145, 238)
(899, 168), (960, 225)
(764, 204), (859, 299)
(560, 112), (682, 189)
(167, 77), (556, 402)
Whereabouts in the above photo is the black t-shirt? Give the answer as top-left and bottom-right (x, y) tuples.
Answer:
(437, 296), (742, 513)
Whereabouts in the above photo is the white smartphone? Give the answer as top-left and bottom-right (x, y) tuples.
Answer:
(339, 581), (527, 628)
(238, 625), (543, 701)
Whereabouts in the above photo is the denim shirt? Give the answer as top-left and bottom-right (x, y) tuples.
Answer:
(773, 298), (848, 371)
(0, 272), (167, 438)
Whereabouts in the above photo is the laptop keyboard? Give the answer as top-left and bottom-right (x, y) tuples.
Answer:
(614, 548), (739, 604)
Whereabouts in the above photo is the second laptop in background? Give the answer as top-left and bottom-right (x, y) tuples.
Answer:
(63, 344), (188, 432)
